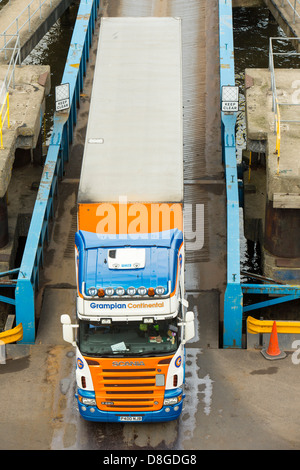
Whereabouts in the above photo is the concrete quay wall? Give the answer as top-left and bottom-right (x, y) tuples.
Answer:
(0, 64), (50, 275)
(244, 68), (300, 283)
(0, 0), (70, 258)
(0, 65), (50, 199)
(0, 0), (73, 63)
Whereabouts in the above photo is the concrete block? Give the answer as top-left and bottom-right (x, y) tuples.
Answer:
(0, 65), (50, 198)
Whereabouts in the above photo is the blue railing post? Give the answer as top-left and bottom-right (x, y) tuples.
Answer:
(219, 0), (243, 348)
(15, 278), (35, 344)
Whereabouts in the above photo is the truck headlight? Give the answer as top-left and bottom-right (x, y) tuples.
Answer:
(163, 395), (182, 406)
(80, 397), (97, 406)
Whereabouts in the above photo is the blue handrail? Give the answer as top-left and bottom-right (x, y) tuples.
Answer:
(219, 0), (243, 348)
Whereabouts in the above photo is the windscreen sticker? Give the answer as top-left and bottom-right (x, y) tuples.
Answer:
(111, 342), (127, 352)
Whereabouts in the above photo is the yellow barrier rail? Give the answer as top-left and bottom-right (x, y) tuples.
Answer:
(274, 99), (280, 175)
(0, 323), (23, 344)
(247, 316), (300, 335)
(0, 92), (10, 149)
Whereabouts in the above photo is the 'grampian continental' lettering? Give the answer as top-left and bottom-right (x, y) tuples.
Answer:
(90, 302), (126, 309)
(90, 302), (164, 309)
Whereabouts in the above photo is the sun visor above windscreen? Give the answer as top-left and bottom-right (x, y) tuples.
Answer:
(108, 248), (146, 270)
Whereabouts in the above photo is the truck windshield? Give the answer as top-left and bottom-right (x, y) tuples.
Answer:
(79, 318), (179, 357)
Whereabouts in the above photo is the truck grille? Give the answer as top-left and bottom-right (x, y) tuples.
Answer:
(85, 357), (172, 412)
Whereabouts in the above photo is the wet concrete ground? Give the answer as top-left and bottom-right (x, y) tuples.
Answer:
(1, 306), (300, 450)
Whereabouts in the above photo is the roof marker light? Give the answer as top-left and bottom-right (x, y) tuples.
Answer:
(105, 287), (114, 296)
(127, 287), (136, 296)
(98, 288), (105, 298)
(88, 287), (97, 296)
(155, 286), (165, 295)
(116, 287), (125, 296)
(148, 288), (155, 297)
(137, 286), (147, 296)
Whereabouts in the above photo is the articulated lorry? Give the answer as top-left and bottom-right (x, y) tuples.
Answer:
(61, 17), (195, 423)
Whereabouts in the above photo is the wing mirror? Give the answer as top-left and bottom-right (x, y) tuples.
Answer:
(178, 311), (195, 343)
(184, 310), (195, 342)
(61, 314), (78, 346)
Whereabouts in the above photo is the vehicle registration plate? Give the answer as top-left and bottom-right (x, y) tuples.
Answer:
(119, 416), (142, 422)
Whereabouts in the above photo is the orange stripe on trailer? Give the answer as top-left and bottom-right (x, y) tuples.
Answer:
(78, 202), (183, 234)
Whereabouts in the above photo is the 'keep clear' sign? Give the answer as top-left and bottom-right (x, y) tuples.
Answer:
(221, 85), (239, 112)
(55, 83), (70, 112)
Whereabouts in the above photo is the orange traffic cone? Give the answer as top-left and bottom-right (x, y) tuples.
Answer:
(261, 321), (286, 360)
